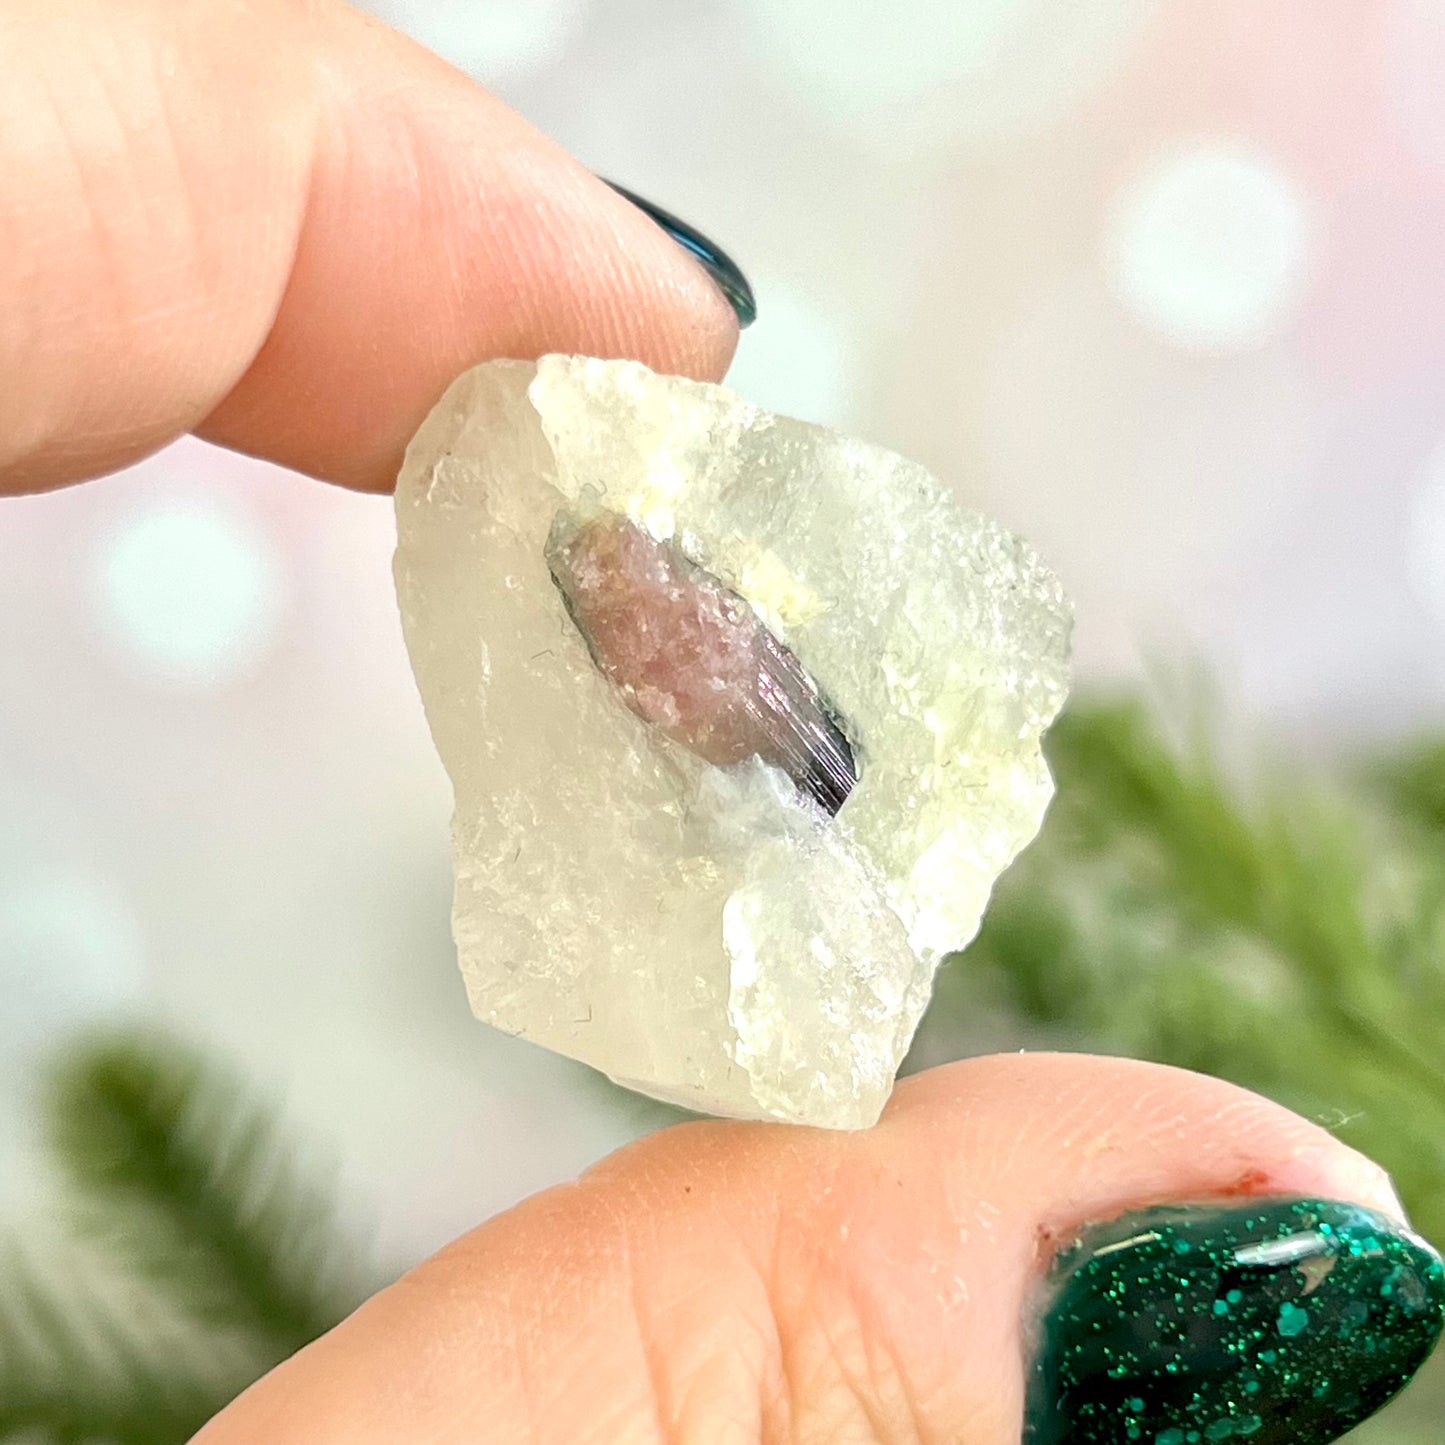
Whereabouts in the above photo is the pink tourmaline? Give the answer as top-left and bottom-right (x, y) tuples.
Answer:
(547, 514), (856, 814)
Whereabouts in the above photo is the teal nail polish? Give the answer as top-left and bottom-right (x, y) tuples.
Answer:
(603, 181), (757, 328)
(1024, 1199), (1445, 1445)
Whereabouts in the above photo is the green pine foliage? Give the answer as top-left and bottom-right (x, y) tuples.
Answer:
(946, 699), (1445, 1246)
(0, 1249), (227, 1445)
(49, 1035), (359, 1351)
(0, 1035), (369, 1443)
(1370, 739), (1445, 837)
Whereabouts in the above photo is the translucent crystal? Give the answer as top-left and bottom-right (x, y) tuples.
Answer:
(393, 356), (1071, 1128)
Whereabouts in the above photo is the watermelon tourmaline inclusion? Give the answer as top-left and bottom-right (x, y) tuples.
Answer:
(545, 513), (857, 816)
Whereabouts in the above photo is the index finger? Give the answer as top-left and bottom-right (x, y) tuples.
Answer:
(0, 0), (740, 495)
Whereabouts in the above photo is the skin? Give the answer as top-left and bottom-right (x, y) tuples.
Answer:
(0, 1), (1410, 1439)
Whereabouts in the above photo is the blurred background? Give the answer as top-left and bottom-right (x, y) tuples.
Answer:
(3, 0), (1445, 1437)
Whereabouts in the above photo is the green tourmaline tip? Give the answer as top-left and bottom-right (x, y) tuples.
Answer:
(1023, 1198), (1445, 1445)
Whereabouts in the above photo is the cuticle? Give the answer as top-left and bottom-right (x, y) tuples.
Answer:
(1033, 1193), (1309, 1273)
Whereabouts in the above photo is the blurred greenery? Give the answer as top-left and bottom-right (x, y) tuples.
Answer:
(938, 699), (1445, 1247)
(0, 1036), (371, 1443)
(2, 692), (1443, 1440)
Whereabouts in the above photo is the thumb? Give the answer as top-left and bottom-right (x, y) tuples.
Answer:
(193, 1054), (1444, 1444)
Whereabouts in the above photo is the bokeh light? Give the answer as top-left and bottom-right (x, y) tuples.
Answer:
(984, 275), (1322, 677)
(91, 501), (288, 688)
(361, 0), (593, 88)
(1105, 141), (1314, 353)
(741, 0), (1156, 153)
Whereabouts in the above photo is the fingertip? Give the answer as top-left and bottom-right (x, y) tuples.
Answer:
(200, 19), (743, 490)
(1279, 1136), (1410, 1226)
(189, 1053), (1431, 1445)
(885, 1052), (1410, 1234)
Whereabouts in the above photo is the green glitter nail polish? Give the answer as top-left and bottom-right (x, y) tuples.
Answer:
(1023, 1198), (1445, 1445)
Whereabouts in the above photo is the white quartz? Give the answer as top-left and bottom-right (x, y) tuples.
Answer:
(394, 356), (1070, 1127)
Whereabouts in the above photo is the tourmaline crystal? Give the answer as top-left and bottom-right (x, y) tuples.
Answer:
(546, 512), (857, 814)
(393, 356), (1071, 1128)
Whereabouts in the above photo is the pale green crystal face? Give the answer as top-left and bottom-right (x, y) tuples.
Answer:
(393, 356), (1071, 1128)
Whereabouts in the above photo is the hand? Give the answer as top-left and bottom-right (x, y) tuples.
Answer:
(0, 0), (735, 496)
(4, 2), (1441, 1442)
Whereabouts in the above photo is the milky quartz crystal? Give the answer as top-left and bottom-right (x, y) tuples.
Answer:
(394, 356), (1070, 1128)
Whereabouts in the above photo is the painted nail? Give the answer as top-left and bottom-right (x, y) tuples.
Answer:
(1024, 1198), (1445, 1445)
(603, 180), (757, 328)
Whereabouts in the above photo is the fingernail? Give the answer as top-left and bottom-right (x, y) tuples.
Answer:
(1024, 1198), (1445, 1445)
(603, 180), (757, 328)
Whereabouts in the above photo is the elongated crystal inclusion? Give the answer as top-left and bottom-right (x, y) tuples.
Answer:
(547, 513), (857, 815)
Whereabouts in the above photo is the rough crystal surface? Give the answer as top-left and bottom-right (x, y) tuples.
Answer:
(393, 356), (1071, 1128)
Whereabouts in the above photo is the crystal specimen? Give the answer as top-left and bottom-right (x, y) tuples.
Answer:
(393, 356), (1071, 1128)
